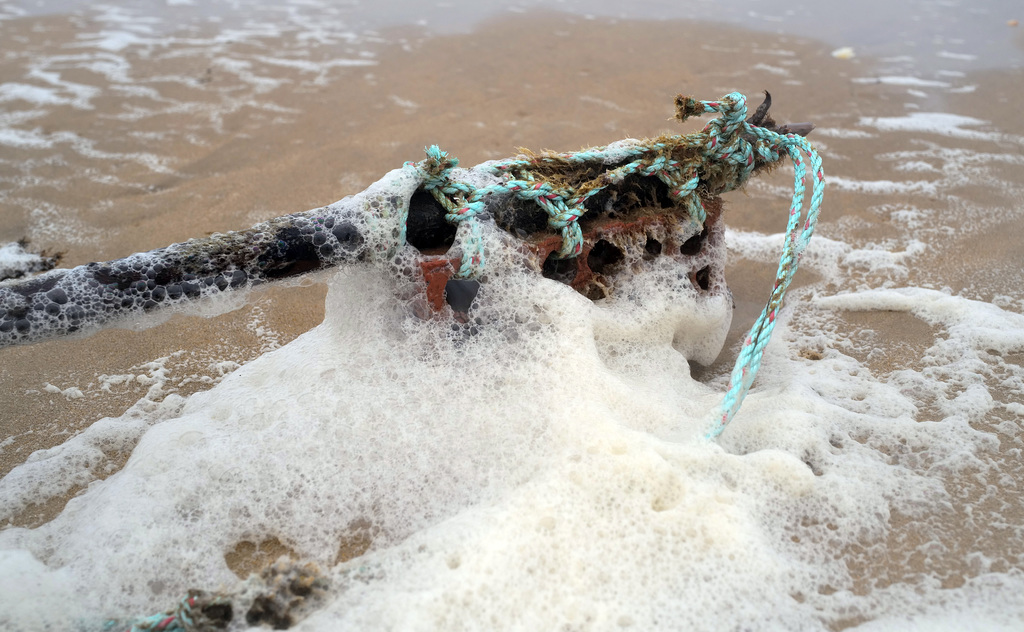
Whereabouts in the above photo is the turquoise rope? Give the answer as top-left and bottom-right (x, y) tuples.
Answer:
(102, 95), (823, 632)
(411, 92), (824, 438)
(706, 106), (825, 439)
(417, 146), (488, 278)
(107, 593), (212, 632)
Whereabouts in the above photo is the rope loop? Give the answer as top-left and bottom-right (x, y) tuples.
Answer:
(418, 145), (487, 278)
(705, 123), (825, 439)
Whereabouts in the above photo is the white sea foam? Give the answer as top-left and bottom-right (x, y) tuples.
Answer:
(752, 63), (790, 76)
(579, 95), (634, 113)
(827, 175), (939, 196)
(2, 231), (1023, 630)
(389, 95), (420, 109)
(813, 127), (876, 139)
(852, 76), (951, 88)
(76, 30), (151, 52)
(727, 230), (926, 282)
(25, 69), (101, 109)
(0, 83), (67, 106)
(893, 160), (940, 173)
(0, 242), (52, 280)
(818, 288), (1024, 352)
(937, 51), (978, 62)
(0, 127), (55, 149)
(858, 112), (1001, 142)
(252, 55), (378, 71)
(1, 2), (1023, 630)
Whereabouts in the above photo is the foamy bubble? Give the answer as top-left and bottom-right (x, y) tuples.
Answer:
(859, 113), (1006, 142)
(5, 233), (1024, 629)
(0, 242), (56, 281)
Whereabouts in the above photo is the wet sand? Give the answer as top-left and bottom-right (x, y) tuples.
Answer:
(2, 7), (1024, 626)
(3, 11), (1021, 469)
(0, 13), (842, 478)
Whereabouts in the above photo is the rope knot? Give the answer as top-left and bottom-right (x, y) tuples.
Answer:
(422, 145), (459, 189)
(402, 94), (824, 428)
(673, 95), (707, 123)
(417, 145), (487, 279)
(710, 92), (748, 133)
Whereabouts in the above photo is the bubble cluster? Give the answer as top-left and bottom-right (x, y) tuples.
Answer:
(1, 156), (731, 351)
(0, 179), (402, 346)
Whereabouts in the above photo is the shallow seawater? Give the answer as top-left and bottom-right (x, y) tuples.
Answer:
(1, 1), (1024, 631)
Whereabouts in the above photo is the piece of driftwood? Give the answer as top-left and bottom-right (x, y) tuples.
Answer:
(0, 92), (811, 348)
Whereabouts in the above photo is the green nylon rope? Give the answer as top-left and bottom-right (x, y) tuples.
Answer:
(111, 91), (824, 630)
(411, 91), (825, 438)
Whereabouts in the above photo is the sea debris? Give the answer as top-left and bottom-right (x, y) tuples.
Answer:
(0, 240), (60, 283)
(831, 46), (856, 60)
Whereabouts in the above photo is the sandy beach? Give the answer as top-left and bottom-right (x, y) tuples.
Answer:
(2, 2), (1024, 630)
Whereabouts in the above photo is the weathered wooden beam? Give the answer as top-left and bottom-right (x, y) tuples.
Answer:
(0, 93), (812, 348)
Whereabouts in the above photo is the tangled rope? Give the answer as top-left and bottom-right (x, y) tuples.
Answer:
(710, 115), (824, 439)
(411, 91), (824, 439)
(105, 94), (824, 630)
(109, 591), (231, 632)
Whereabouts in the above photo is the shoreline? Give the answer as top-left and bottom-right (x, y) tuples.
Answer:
(1, 7), (1023, 629)
(3, 4), (1022, 496)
